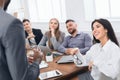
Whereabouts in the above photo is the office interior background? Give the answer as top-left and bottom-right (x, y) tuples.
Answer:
(7, 0), (120, 43)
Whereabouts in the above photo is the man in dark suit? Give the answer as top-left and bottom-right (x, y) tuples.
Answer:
(0, 0), (42, 80)
(22, 19), (43, 45)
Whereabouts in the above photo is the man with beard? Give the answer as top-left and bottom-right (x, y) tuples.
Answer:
(58, 19), (92, 55)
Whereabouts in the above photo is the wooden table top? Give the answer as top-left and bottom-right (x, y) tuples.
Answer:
(39, 56), (88, 80)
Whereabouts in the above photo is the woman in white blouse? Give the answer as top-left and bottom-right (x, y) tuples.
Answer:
(74, 18), (120, 80)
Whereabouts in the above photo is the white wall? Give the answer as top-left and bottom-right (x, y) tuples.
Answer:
(65, 0), (120, 32)
(31, 0), (120, 33)
(8, 0), (120, 41)
(65, 0), (91, 31)
(31, 0), (91, 35)
(65, 0), (120, 42)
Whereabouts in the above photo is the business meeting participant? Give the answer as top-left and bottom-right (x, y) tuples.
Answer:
(38, 18), (65, 51)
(23, 19), (43, 45)
(74, 19), (120, 80)
(58, 19), (92, 55)
(0, 0), (42, 80)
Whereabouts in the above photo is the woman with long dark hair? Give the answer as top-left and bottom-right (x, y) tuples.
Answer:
(91, 19), (119, 46)
(39, 18), (65, 51)
(87, 18), (120, 80)
(74, 18), (120, 80)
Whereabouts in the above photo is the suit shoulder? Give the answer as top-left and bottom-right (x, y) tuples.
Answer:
(0, 11), (22, 27)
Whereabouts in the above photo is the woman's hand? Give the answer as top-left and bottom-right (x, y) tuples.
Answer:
(50, 27), (55, 37)
(88, 61), (93, 71)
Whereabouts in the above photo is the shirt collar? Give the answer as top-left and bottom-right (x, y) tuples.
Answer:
(77, 32), (82, 35)
(70, 32), (81, 37)
(100, 39), (111, 51)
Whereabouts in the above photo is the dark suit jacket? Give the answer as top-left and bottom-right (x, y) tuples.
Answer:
(0, 9), (39, 80)
(25, 28), (43, 45)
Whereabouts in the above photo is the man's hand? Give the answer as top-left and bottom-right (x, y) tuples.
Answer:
(26, 44), (31, 50)
(27, 56), (34, 64)
(33, 48), (43, 64)
(27, 48), (43, 64)
(65, 48), (79, 55)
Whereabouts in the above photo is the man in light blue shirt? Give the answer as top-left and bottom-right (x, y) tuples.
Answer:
(58, 19), (92, 55)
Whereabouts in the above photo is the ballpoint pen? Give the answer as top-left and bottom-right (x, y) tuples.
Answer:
(55, 70), (60, 75)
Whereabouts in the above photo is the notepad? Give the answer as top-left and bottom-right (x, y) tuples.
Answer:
(56, 55), (74, 64)
(39, 61), (48, 69)
(39, 70), (62, 80)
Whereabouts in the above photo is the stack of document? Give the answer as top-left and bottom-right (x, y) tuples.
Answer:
(39, 61), (48, 69)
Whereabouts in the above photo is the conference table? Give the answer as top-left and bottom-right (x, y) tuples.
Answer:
(39, 55), (88, 80)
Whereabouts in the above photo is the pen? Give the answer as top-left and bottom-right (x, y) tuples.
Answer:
(55, 70), (60, 75)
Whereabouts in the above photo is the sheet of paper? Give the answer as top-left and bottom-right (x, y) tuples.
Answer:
(39, 70), (62, 80)
(39, 61), (48, 69)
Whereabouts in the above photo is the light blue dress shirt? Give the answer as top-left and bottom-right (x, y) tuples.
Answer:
(58, 32), (92, 55)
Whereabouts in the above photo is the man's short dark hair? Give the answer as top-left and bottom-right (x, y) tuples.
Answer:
(4, 0), (11, 11)
(22, 19), (30, 23)
(65, 19), (75, 24)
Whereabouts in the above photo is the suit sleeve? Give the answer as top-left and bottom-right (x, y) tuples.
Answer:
(3, 19), (40, 80)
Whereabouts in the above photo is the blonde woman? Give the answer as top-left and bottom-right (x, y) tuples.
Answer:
(38, 18), (65, 51)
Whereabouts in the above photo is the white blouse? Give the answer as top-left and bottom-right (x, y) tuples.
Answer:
(84, 40), (120, 80)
